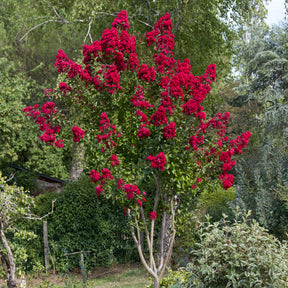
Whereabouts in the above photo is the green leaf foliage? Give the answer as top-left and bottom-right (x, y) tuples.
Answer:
(184, 211), (288, 287)
(25, 176), (138, 272)
(234, 143), (288, 239)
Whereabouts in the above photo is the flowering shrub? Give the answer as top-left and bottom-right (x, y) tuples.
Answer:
(23, 10), (251, 288)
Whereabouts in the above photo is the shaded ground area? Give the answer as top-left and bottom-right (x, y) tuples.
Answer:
(0, 263), (151, 288)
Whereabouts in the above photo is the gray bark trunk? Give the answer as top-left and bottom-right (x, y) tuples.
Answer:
(0, 229), (17, 288)
(157, 212), (174, 267)
(69, 142), (85, 181)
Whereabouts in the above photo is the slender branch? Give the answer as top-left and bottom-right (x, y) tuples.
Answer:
(157, 210), (166, 273)
(84, 18), (93, 44)
(130, 17), (154, 28)
(19, 10), (154, 42)
(22, 199), (56, 221)
(150, 218), (156, 271)
(140, 207), (156, 271)
(42, 0), (61, 19)
(134, 215), (158, 279)
(19, 20), (55, 41)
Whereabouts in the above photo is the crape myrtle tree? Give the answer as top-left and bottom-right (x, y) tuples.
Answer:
(23, 11), (251, 288)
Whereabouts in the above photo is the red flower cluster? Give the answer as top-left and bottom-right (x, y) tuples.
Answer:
(137, 126), (151, 138)
(130, 86), (153, 109)
(111, 10), (130, 30)
(96, 112), (119, 152)
(149, 211), (157, 220)
(189, 134), (204, 151)
(146, 13), (174, 55)
(90, 168), (114, 196)
(147, 152), (166, 171)
(54, 11), (138, 98)
(217, 131), (251, 190)
(117, 180), (146, 209)
(162, 122), (176, 139)
(128, 53), (139, 71)
(41, 102), (56, 115)
(23, 103), (64, 148)
(72, 126), (85, 142)
(103, 65), (121, 94)
(124, 184), (140, 200)
(59, 82), (72, 95)
(150, 106), (167, 126)
(110, 154), (120, 166)
(136, 110), (151, 125)
(229, 131), (252, 155)
(137, 64), (156, 82)
(219, 174), (235, 190)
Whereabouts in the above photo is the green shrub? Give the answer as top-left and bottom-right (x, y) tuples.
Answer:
(146, 268), (190, 288)
(15, 175), (138, 273)
(185, 210), (288, 287)
(173, 185), (235, 268)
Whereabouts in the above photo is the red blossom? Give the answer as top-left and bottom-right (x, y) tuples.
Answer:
(147, 152), (166, 171)
(111, 154), (120, 166)
(41, 102), (55, 115)
(55, 139), (64, 148)
(137, 64), (156, 82)
(103, 65), (121, 94)
(100, 28), (119, 55)
(118, 179), (125, 189)
(130, 86), (153, 109)
(111, 10), (130, 30)
(128, 53), (139, 71)
(137, 127), (151, 138)
(124, 184), (140, 200)
(59, 82), (72, 95)
(162, 122), (176, 139)
(90, 170), (101, 183)
(96, 185), (104, 197)
(151, 106), (167, 126)
(101, 168), (114, 180)
(149, 211), (157, 220)
(220, 173), (234, 190)
(119, 30), (136, 53)
(72, 126), (85, 142)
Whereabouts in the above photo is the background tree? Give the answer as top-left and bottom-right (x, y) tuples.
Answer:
(222, 22), (288, 239)
(0, 172), (50, 288)
(0, 0), (268, 88)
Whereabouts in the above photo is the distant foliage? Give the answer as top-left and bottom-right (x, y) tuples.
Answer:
(236, 23), (288, 138)
(234, 144), (288, 239)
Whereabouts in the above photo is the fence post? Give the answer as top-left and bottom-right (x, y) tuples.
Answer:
(43, 221), (49, 273)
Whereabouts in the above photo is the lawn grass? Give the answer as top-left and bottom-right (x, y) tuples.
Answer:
(25, 265), (151, 288)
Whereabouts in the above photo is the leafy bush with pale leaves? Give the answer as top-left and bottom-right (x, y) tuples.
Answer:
(184, 210), (288, 287)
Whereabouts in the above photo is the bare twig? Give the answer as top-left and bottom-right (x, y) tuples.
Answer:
(84, 18), (93, 44)
(19, 20), (54, 41)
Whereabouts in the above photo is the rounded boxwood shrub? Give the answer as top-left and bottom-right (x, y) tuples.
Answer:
(184, 210), (288, 287)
